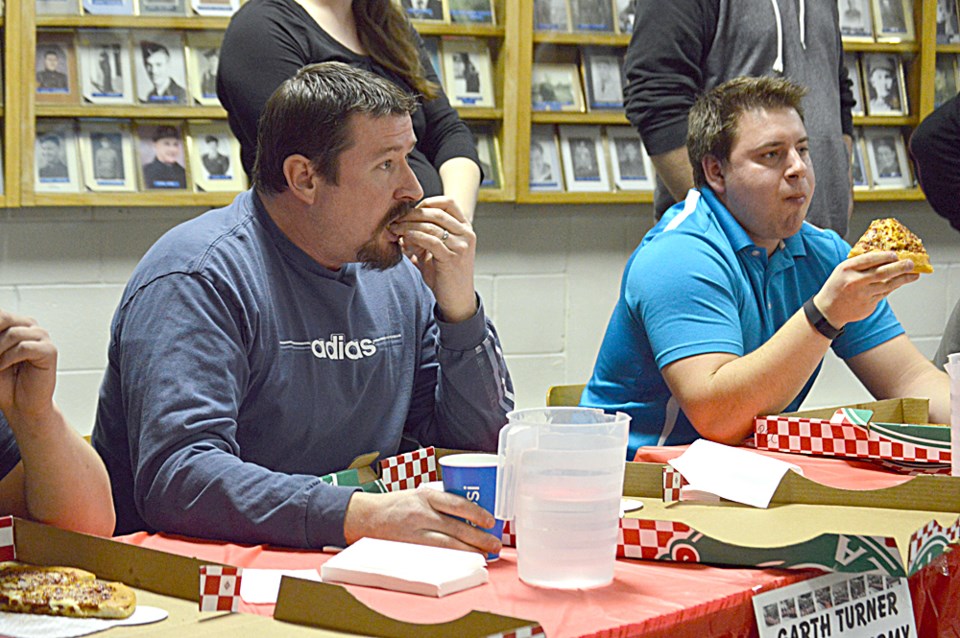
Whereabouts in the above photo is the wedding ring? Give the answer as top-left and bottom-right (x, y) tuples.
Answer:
(440, 229), (450, 243)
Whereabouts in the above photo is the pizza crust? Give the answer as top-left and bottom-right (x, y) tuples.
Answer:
(847, 246), (934, 274)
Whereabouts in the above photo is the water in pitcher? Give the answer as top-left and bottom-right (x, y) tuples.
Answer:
(513, 446), (625, 589)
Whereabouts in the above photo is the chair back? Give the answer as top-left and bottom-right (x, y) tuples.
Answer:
(545, 383), (586, 407)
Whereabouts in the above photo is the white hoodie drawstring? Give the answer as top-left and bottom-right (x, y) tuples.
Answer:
(770, 0), (808, 73)
(770, 0), (784, 73)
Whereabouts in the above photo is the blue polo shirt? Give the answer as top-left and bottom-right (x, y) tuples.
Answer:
(582, 188), (903, 456)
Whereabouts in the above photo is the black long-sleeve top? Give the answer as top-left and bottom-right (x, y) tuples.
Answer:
(217, 0), (479, 195)
(910, 92), (960, 231)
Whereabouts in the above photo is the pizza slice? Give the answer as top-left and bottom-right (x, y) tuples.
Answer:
(0, 561), (136, 619)
(847, 217), (933, 274)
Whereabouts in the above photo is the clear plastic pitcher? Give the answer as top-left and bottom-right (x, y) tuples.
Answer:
(495, 407), (630, 589)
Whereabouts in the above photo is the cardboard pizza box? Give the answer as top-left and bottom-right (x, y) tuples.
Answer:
(611, 461), (960, 578)
(753, 398), (951, 472)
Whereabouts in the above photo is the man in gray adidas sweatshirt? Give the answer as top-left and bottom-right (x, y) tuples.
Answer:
(92, 62), (512, 556)
(624, 0), (856, 237)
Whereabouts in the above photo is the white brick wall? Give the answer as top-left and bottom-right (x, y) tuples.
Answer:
(0, 199), (957, 435)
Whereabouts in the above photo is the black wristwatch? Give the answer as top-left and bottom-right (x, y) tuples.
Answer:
(803, 297), (844, 340)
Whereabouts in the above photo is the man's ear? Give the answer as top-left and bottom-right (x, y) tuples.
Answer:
(702, 154), (726, 195)
(283, 154), (319, 205)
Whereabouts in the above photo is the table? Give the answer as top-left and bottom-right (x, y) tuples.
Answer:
(115, 450), (960, 638)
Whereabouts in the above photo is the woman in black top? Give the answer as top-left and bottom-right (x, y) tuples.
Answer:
(218, 0), (482, 220)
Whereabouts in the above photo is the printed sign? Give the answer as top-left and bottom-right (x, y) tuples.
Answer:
(753, 571), (915, 638)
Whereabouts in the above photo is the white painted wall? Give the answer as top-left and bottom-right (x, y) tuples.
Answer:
(0, 199), (957, 435)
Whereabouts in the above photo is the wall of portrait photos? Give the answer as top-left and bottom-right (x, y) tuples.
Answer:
(0, 0), (953, 207)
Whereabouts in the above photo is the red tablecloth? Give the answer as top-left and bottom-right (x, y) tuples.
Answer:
(115, 450), (960, 638)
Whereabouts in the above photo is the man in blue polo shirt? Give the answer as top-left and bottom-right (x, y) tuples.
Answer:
(583, 76), (948, 458)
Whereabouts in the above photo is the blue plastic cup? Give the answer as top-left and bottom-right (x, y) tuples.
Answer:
(439, 453), (504, 561)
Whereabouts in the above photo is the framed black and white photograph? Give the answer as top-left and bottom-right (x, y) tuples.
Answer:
(422, 37), (443, 86)
(186, 32), (221, 106)
(570, 0), (613, 31)
(36, 0), (80, 16)
(843, 53), (865, 116)
(187, 121), (245, 192)
(582, 47), (624, 110)
(401, 0), (444, 21)
(35, 120), (80, 193)
(872, 0), (914, 41)
(78, 29), (133, 104)
(851, 132), (869, 189)
(136, 121), (189, 190)
(191, 0), (239, 17)
(134, 31), (188, 105)
(139, 0), (187, 16)
(448, 0), (494, 24)
(615, 0), (637, 34)
(82, 0), (132, 16)
(864, 127), (911, 188)
(36, 31), (78, 104)
(863, 53), (907, 115)
(559, 125), (610, 192)
(838, 0), (874, 39)
(937, 0), (960, 43)
(529, 125), (563, 191)
(78, 120), (136, 192)
(440, 37), (495, 107)
(935, 54), (959, 108)
(607, 127), (653, 191)
(468, 124), (501, 189)
(534, 0), (570, 31)
(531, 62), (583, 112)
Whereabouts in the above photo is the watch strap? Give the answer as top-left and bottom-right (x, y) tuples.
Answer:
(803, 297), (844, 340)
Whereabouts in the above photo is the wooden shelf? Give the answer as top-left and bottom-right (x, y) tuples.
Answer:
(853, 187), (926, 201)
(518, 190), (654, 205)
(937, 43), (960, 53)
(532, 111), (628, 125)
(478, 187), (509, 202)
(30, 191), (239, 207)
(456, 107), (503, 120)
(411, 22), (504, 38)
(36, 105), (227, 119)
(853, 115), (917, 126)
(841, 40), (921, 53)
(533, 32), (629, 47)
(37, 15), (230, 29)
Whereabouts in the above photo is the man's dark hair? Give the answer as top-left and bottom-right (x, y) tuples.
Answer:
(152, 125), (179, 142)
(43, 48), (63, 60)
(141, 41), (170, 60)
(687, 76), (807, 188)
(40, 134), (62, 146)
(205, 135), (219, 145)
(254, 61), (418, 195)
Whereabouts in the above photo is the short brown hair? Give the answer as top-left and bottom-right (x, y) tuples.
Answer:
(254, 61), (418, 195)
(687, 76), (808, 188)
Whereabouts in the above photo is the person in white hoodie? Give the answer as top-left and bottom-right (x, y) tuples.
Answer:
(623, 0), (856, 237)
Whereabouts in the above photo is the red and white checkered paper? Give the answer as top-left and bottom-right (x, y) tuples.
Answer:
(0, 516), (14, 561)
(754, 411), (951, 467)
(199, 565), (242, 612)
(503, 518), (698, 562)
(662, 466), (689, 503)
(379, 446), (439, 492)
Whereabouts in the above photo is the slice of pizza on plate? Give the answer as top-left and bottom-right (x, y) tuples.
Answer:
(848, 217), (933, 274)
(0, 561), (136, 619)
